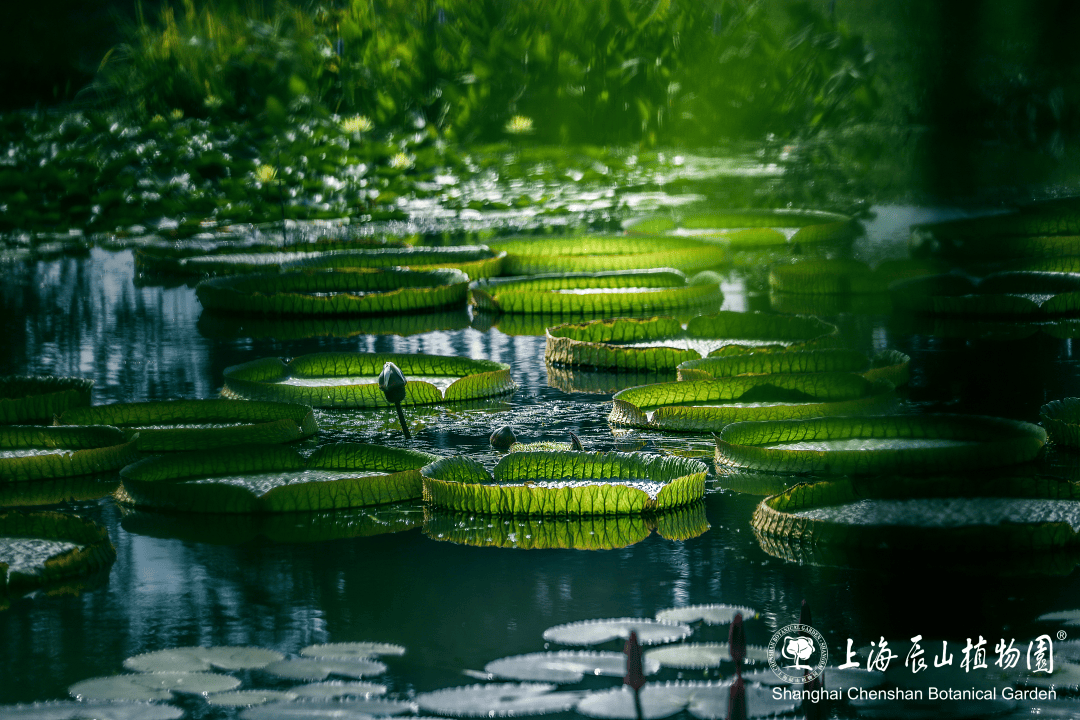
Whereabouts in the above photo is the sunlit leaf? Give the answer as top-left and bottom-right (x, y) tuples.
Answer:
(542, 618), (692, 646)
(415, 682), (584, 716)
(261, 658), (387, 681)
(654, 604), (757, 626)
(484, 650), (661, 683)
(69, 672), (240, 701)
(123, 646), (284, 672)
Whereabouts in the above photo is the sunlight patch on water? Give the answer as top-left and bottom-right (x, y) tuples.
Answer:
(0, 449), (72, 459)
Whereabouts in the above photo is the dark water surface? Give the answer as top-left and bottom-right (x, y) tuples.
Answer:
(4, 208), (1080, 715)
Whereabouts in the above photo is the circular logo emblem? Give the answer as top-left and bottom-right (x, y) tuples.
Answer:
(767, 624), (828, 684)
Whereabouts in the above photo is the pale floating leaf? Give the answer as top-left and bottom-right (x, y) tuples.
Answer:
(69, 672), (240, 701)
(206, 690), (298, 707)
(288, 681), (388, 699)
(242, 698), (415, 717)
(239, 702), (390, 720)
(1038, 609), (1080, 622)
(300, 643), (406, 660)
(124, 646), (285, 672)
(654, 604), (757, 626)
(542, 618), (692, 647)
(485, 650), (660, 683)
(1055, 640), (1080, 663)
(0, 701), (183, 720)
(262, 658), (387, 681)
(576, 684), (690, 719)
(643, 643), (769, 669)
(850, 698), (1017, 718)
(415, 682), (584, 717)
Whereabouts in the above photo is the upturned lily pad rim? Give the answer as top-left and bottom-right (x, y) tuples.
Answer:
(1, 510), (117, 596)
(0, 426), (140, 482)
(542, 617), (693, 646)
(716, 414), (1048, 475)
(544, 313), (840, 372)
(890, 270), (1080, 318)
(221, 351), (515, 408)
(0, 375), (94, 424)
(676, 348), (910, 386)
(751, 473), (1080, 562)
(1041, 398), (1080, 449)
(420, 451), (708, 517)
(118, 443), (440, 513)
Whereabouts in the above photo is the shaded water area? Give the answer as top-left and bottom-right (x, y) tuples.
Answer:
(7, 198), (1080, 718)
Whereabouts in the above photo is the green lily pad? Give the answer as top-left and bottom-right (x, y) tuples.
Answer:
(300, 642), (406, 659)
(1042, 398), (1080, 449)
(717, 414), (1047, 474)
(611, 374), (896, 433)
(752, 474), (1080, 568)
(1, 510), (116, 598)
(487, 235), (725, 275)
(769, 258), (943, 296)
(282, 245), (506, 279)
(542, 618), (692, 646)
(0, 376), (93, 424)
(58, 400), (317, 452)
(222, 352), (514, 408)
(421, 452), (707, 517)
(261, 658), (387, 681)
(654, 604), (757, 625)
(545, 313), (840, 372)
(910, 199), (1080, 258)
(118, 444), (439, 513)
(676, 349), (909, 388)
(891, 271), (1080, 318)
(0, 426), (139, 482)
(0, 701), (183, 720)
(197, 307), (471, 341)
(0, 476), (121, 507)
(643, 643), (769, 669)
(415, 682), (585, 716)
(470, 269), (723, 315)
(485, 650), (661, 683)
(206, 690), (298, 707)
(625, 208), (858, 246)
(123, 646), (285, 672)
(196, 267), (469, 315)
(69, 672), (240, 701)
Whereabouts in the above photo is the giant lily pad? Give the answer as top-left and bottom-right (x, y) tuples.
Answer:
(0, 511), (115, 600)
(751, 474), (1080, 567)
(0, 701), (183, 720)
(643, 643), (769, 669)
(1041, 398), (1080, 449)
(769, 258), (942, 296)
(610, 374), (896, 433)
(197, 307), (471, 341)
(575, 680), (796, 720)
(542, 618), (692, 646)
(221, 352), (514, 408)
(281, 245), (506, 279)
(262, 658), (386, 681)
(124, 646), (285, 673)
(625, 208), (858, 247)
(57, 400), (317, 452)
(300, 642), (405, 659)
(0, 376), (93, 424)
(118, 443), (439, 513)
(196, 267), (469, 315)
(716, 414), (1047, 474)
(0, 426), (139, 482)
(676, 348), (909, 387)
(891, 271), (1080, 318)
(484, 650), (661, 683)
(69, 672), (240, 701)
(545, 313), (840, 372)
(654, 604), (757, 625)
(487, 235), (724, 275)
(415, 682), (585, 717)
(910, 198), (1080, 258)
(423, 502), (709, 549)
(421, 452), (707, 517)
(470, 269), (723, 315)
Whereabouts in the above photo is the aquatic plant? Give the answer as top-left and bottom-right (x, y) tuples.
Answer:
(221, 352), (514, 407)
(0, 376), (93, 424)
(0, 426), (139, 482)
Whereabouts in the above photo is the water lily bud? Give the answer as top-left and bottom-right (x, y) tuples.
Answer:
(800, 599), (812, 630)
(490, 425), (516, 449)
(569, 431), (584, 451)
(727, 674), (747, 720)
(378, 362), (407, 404)
(623, 630), (646, 690)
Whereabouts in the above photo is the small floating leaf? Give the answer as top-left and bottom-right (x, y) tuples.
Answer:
(69, 672), (240, 701)
(0, 701), (183, 720)
(262, 658), (387, 681)
(575, 684), (690, 719)
(415, 682), (584, 717)
(300, 642), (405, 659)
(485, 650), (660, 683)
(643, 643), (769, 669)
(542, 618), (692, 646)
(124, 646), (285, 672)
(206, 690), (298, 706)
(654, 604), (757, 626)
(288, 681), (387, 699)
(239, 702), (404, 720)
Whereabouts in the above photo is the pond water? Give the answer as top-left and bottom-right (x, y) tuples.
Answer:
(5, 204), (1080, 717)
